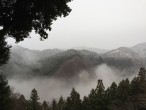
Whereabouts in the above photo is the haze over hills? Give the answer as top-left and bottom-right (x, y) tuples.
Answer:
(39, 49), (102, 82)
(103, 47), (145, 76)
(1, 46), (103, 80)
(70, 46), (109, 54)
(1, 42), (146, 101)
(104, 47), (139, 59)
(0, 42), (146, 81)
(131, 42), (146, 58)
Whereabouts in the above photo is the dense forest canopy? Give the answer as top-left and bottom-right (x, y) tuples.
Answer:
(1, 68), (146, 110)
(0, 0), (73, 65)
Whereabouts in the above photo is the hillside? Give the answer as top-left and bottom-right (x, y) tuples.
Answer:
(0, 47), (103, 80)
(71, 46), (109, 54)
(1, 43), (146, 80)
(103, 47), (143, 75)
(131, 42), (146, 58)
(39, 49), (102, 80)
(0, 46), (63, 78)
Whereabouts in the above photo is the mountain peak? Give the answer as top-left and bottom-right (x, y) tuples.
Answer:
(105, 47), (138, 59)
(131, 42), (146, 58)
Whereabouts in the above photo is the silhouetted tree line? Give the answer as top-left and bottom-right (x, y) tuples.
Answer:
(1, 68), (146, 110)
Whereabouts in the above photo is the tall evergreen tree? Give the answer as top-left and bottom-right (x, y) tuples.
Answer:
(42, 101), (49, 110)
(94, 79), (107, 110)
(0, 72), (12, 110)
(131, 68), (146, 109)
(108, 82), (118, 100)
(30, 88), (40, 110)
(88, 89), (96, 110)
(52, 99), (57, 110)
(12, 94), (28, 110)
(82, 96), (90, 110)
(95, 80), (105, 94)
(18, 95), (28, 110)
(138, 67), (146, 81)
(65, 88), (81, 110)
(105, 82), (118, 110)
(58, 96), (65, 110)
(117, 79), (130, 102)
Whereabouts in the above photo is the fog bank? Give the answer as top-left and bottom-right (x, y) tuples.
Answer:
(9, 64), (137, 102)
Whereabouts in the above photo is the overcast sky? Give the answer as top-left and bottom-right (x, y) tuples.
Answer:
(8, 0), (146, 50)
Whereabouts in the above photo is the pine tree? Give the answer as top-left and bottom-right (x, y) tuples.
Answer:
(65, 97), (71, 110)
(106, 82), (118, 110)
(58, 96), (65, 110)
(95, 80), (105, 95)
(117, 79), (130, 101)
(52, 99), (57, 110)
(42, 101), (49, 110)
(138, 67), (146, 81)
(0, 72), (12, 110)
(65, 88), (81, 110)
(30, 88), (40, 110)
(109, 82), (118, 100)
(12, 94), (27, 110)
(82, 96), (90, 110)
(88, 89), (96, 110)
(94, 79), (107, 110)
(131, 68), (146, 109)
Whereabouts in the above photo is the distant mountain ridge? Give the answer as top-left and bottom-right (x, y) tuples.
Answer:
(39, 49), (102, 81)
(0, 46), (103, 80)
(0, 43), (146, 80)
(71, 46), (109, 54)
(104, 47), (139, 59)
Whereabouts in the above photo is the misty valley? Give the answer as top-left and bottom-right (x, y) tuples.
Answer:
(1, 43), (146, 110)
(0, 0), (146, 110)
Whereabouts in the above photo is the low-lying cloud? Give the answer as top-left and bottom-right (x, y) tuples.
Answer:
(9, 64), (138, 102)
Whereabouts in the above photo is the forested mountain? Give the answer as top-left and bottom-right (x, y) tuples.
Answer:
(1, 47), (103, 80)
(104, 47), (139, 59)
(71, 46), (109, 54)
(39, 49), (102, 81)
(1, 43), (146, 80)
(103, 47), (143, 75)
(1, 43), (146, 110)
(0, 46), (63, 78)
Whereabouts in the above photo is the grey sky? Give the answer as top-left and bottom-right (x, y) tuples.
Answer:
(8, 0), (146, 50)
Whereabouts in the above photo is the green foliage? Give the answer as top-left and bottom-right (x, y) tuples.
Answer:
(104, 57), (134, 69)
(65, 88), (81, 110)
(57, 96), (65, 110)
(52, 99), (57, 110)
(0, 0), (72, 66)
(30, 88), (40, 110)
(82, 96), (90, 110)
(40, 49), (102, 76)
(0, 37), (11, 66)
(0, 0), (72, 41)
(0, 72), (12, 110)
(11, 94), (29, 110)
(2, 67), (146, 110)
(87, 80), (108, 110)
(42, 101), (49, 110)
(66, 68), (146, 110)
